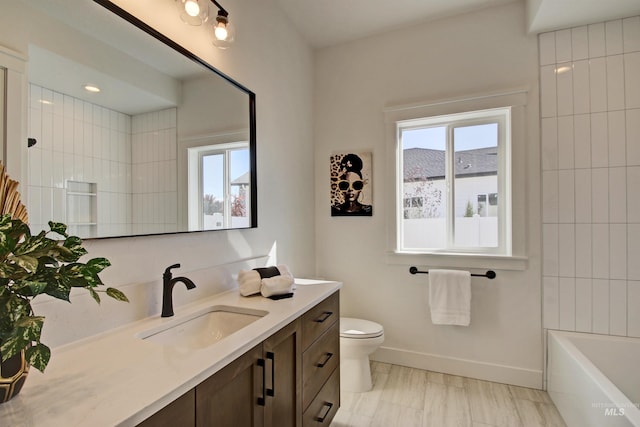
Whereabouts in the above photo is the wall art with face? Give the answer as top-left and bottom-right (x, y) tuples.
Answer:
(330, 151), (372, 217)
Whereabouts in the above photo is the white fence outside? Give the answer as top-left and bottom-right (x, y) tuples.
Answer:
(402, 216), (498, 249)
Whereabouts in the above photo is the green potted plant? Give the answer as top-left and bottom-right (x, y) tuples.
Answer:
(0, 215), (128, 402)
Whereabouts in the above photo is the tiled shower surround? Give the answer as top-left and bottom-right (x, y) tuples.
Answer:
(27, 83), (177, 237)
(541, 17), (640, 337)
(131, 109), (178, 236)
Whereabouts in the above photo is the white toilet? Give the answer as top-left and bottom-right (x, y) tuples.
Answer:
(339, 317), (385, 392)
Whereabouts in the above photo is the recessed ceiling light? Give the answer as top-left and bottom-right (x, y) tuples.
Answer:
(83, 84), (101, 93)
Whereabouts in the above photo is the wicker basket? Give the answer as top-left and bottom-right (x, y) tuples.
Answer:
(0, 162), (28, 223)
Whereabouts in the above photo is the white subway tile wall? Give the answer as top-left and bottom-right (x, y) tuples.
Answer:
(540, 16), (640, 338)
(131, 109), (178, 236)
(27, 84), (178, 238)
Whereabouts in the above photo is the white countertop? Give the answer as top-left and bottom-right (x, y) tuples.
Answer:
(0, 279), (341, 427)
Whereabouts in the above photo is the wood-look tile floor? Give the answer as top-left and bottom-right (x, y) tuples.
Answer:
(330, 362), (567, 427)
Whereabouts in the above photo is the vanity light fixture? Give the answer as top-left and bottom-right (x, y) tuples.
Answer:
(175, 0), (209, 26)
(176, 0), (234, 49)
(211, 0), (235, 49)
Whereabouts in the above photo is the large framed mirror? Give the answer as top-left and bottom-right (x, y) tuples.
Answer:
(16, 0), (256, 238)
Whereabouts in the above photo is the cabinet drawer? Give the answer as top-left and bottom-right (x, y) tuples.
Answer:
(302, 367), (340, 427)
(301, 291), (339, 350)
(302, 321), (339, 410)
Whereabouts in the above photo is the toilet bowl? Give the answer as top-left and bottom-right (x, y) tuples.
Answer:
(340, 317), (384, 392)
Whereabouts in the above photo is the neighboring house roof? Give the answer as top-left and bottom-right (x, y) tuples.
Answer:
(231, 171), (250, 185)
(403, 147), (498, 182)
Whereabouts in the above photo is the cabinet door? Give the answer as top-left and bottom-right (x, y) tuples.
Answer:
(137, 389), (195, 427)
(196, 343), (265, 427)
(262, 319), (302, 427)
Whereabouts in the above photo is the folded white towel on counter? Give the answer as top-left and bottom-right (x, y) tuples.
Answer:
(275, 265), (296, 290)
(274, 264), (293, 280)
(238, 269), (261, 296)
(238, 264), (295, 296)
(428, 269), (471, 326)
(261, 274), (295, 297)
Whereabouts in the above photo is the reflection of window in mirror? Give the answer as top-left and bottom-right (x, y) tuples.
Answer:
(187, 142), (250, 230)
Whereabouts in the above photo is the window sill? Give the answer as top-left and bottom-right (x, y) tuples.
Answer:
(386, 251), (528, 271)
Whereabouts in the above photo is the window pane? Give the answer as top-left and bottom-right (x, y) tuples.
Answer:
(396, 107), (510, 255)
(202, 153), (225, 230)
(230, 148), (250, 228)
(400, 126), (446, 249)
(453, 123), (498, 247)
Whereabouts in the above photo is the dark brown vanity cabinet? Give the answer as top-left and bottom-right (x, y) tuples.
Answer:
(301, 292), (340, 426)
(195, 319), (302, 427)
(196, 343), (266, 426)
(137, 389), (196, 427)
(136, 291), (339, 427)
(262, 319), (303, 427)
(137, 344), (266, 427)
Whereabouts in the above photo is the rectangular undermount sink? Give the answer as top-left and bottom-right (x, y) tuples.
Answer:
(138, 305), (268, 350)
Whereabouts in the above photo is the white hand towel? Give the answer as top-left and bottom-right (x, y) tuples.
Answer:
(239, 265), (296, 297)
(238, 269), (261, 296)
(275, 264), (293, 279)
(428, 269), (471, 326)
(275, 264), (296, 290)
(261, 275), (295, 297)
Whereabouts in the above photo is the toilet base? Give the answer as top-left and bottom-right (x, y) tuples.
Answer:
(340, 356), (373, 392)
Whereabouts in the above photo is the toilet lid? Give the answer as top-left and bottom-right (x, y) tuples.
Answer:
(340, 317), (384, 339)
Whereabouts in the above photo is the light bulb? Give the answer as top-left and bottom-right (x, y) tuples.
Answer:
(184, 0), (200, 17)
(83, 85), (101, 93)
(211, 10), (234, 49)
(214, 23), (228, 41)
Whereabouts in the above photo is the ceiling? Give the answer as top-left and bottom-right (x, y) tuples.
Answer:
(273, 0), (640, 48)
(26, 0), (206, 114)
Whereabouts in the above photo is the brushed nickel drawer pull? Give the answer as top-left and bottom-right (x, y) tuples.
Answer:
(314, 311), (333, 323)
(315, 401), (333, 422)
(316, 352), (334, 368)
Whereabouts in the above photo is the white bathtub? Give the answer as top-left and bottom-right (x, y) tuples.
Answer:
(547, 330), (640, 427)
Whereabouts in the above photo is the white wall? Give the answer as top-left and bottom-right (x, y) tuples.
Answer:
(0, 0), (315, 347)
(315, 2), (543, 387)
(540, 17), (640, 338)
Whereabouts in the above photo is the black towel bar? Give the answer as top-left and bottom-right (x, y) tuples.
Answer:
(409, 266), (496, 279)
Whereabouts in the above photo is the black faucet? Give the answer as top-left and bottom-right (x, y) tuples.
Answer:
(161, 263), (196, 317)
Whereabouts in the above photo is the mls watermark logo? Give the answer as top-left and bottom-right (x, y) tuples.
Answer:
(593, 402), (639, 417)
(604, 407), (625, 417)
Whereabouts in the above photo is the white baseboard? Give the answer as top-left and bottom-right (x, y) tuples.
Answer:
(371, 346), (543, 389)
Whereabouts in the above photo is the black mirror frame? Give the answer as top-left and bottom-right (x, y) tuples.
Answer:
(91, 0), (257, 236)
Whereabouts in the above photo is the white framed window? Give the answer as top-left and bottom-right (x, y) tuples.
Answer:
(384, 89), (530, 268)
(397, 107), (511, 255)
(187, 142), (250, 230)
